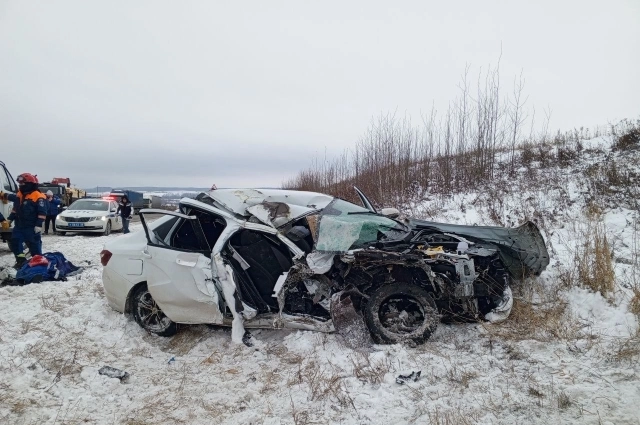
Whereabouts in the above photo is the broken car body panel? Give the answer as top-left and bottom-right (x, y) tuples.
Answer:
(409, 219), (550, 278)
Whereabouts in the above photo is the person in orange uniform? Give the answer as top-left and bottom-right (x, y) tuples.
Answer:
(3, 173), (47, 268)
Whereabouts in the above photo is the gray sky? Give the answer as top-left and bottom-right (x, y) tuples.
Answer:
(1, 0), (639, 189)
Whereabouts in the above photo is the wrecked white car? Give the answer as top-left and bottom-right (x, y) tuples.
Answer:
(100, 188), (549, 345)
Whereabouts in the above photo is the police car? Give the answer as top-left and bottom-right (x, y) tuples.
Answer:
(56, 198), (123, 236)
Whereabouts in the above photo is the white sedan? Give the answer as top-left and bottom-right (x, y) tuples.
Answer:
(99, 188), (539, 346)
(56, 198), (123, 236)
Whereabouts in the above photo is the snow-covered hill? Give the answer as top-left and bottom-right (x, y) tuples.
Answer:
(0, 133), (639, 425)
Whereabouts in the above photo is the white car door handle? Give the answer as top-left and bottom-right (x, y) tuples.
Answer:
(142, 249), (152, 259)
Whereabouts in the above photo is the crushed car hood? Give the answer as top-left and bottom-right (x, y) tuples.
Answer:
(408, 219), (550, 277)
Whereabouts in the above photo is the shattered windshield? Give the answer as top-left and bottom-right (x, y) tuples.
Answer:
(314, 199), (408, 252)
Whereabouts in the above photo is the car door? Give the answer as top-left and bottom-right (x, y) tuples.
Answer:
(139, 210), (224, 324)
(110, 202), (122, 230)
(0, 162), (17, 226)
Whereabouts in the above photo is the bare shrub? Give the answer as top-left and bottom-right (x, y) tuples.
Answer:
(557, 144), (580, 167)
(528, 386), (545, 398)
(283, 63), (534, 206)
(612, 120), (640, 151)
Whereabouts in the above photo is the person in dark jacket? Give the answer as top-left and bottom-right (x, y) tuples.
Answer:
(44, 190), (62, 235)
(117, 195), (133, 234)
(5, 173), (47, 268)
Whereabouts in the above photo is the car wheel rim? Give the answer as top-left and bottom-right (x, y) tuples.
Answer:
(137, 291), (172, 333)
(378, 296), (426, 335)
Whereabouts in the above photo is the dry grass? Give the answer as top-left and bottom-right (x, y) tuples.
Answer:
(630, 288), (640, 318)
(576, 219), (615, 296)
(484, 283), (581, 343)
(348, 352), (394, 385)
(421, 407), (482, 425)
(446, 365), (478, 389)
(557, 391), (572, 409)
(288, 360), (344, 402)
(556, 215), (616, 297)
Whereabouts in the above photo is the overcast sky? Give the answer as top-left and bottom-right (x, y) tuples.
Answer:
(1, 1), (638, 189)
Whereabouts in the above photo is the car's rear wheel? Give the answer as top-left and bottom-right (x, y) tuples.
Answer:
(132, 285), (177, 337)
(364, 282), (438, 345)
(104, 221), (112, 236)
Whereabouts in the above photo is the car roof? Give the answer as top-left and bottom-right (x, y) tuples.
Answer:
(203, 188), (334, 217)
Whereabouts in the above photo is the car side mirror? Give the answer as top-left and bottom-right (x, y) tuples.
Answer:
(380, 207), (400, 218)
(111, 208), (117, 212)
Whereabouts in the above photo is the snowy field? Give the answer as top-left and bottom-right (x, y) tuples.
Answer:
(1, 136), (640, 424)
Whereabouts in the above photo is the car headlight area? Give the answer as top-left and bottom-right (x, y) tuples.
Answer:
(55, 216), (109, 231)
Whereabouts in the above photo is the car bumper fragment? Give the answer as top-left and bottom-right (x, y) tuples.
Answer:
(484, 286), (513, 323)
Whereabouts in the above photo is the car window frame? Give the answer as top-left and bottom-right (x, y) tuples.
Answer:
(140, 210), (210, 255)
(1, 164), (17, 193)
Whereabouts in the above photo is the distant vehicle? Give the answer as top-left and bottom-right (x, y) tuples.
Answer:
(52, 177), (70, 186)
(143, 194), (162, 209)
(39, 177), (87, 208)
(0, 160), (18, 246)
(108, 189), (144, 214)
(56, 198), (123, 236)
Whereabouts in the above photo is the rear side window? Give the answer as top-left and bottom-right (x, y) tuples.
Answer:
(154, 216), (180, 240)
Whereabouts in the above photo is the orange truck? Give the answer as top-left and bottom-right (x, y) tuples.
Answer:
(38, 177), (87, 207)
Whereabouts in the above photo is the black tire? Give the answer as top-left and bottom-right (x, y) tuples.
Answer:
(57, 231), (66, 236)
(364, 282), (438, 345)
(104, 220), (112, 236)
(131, 285), (177, 337)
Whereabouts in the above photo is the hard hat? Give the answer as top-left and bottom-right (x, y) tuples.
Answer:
(16, 173), (39, 184)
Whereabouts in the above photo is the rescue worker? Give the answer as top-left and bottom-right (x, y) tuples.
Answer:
(117, 195), (133, 234)
(4, 173), (47, 268)
(44, 190), (61, 234)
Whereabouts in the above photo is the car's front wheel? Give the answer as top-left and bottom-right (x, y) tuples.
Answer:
(103, 220), (112, 236)
(364, 282), (439, 345)
(131, 285), (177, 337)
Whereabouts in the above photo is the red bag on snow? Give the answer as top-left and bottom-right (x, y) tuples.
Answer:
(28, 255), (49, 267)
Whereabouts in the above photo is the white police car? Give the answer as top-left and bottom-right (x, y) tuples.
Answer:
(56, 198), (123, 236)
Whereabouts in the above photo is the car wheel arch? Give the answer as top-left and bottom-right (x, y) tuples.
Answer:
(355, 264), (439, 295)
(389, 265), (439, 294)
(124, 281), (148, 315)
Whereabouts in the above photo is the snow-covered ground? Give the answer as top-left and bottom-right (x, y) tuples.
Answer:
(1, 135), (639, 424)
